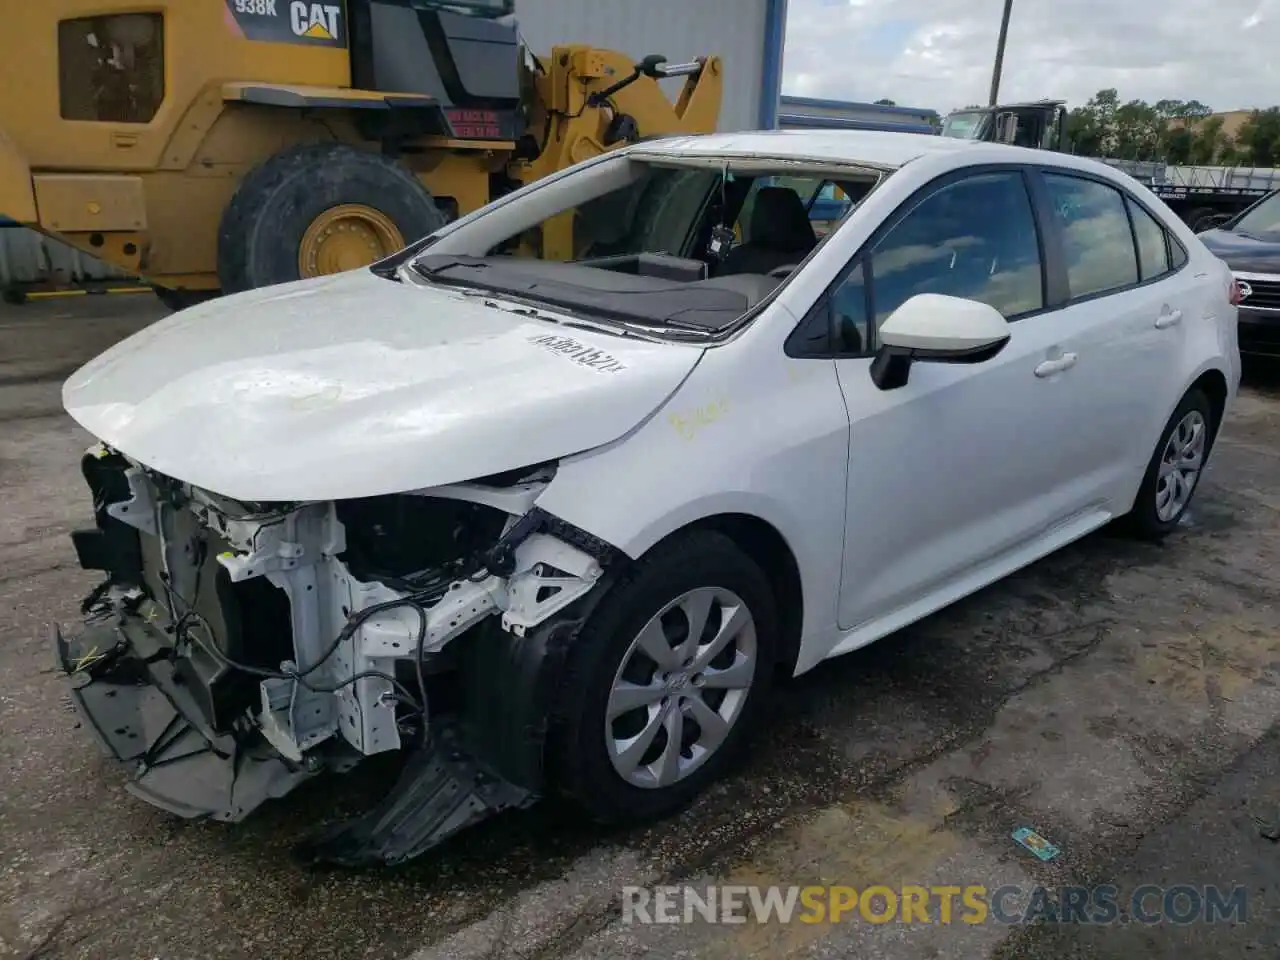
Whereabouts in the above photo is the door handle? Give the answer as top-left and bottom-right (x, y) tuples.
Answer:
(1034, 352), (1078, 378)
(1154, 308), (1183, 329)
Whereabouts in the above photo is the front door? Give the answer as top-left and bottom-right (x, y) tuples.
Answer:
(825, 168), (1117, 632)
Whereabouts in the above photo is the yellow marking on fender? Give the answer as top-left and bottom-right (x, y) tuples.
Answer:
(669, 397), (730, 442)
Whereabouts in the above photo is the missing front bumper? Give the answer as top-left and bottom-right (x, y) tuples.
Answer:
(55, 451), (616, 864)
(52, 617), (314, 822)
(52, 613), (544, 866)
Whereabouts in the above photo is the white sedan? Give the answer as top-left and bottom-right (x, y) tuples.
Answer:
(55, 130), (1241, 865)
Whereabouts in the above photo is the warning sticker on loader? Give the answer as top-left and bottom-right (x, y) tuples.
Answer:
(224, 0), (347, 48)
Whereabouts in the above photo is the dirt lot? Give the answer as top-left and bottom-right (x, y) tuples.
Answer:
(3, 295), (1280, 960)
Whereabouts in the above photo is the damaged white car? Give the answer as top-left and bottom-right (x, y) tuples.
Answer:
(56, 130), (1241, 865)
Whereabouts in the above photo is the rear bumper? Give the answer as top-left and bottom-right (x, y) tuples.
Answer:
(1238, 307), (1280, 358)
(0, 126), (36, 224)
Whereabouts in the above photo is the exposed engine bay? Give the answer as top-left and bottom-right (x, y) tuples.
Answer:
(55, 443), (618, 865)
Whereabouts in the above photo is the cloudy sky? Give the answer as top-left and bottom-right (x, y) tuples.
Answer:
(782, 0), (1280, 115)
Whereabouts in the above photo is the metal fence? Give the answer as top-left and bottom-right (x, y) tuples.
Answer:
(1160, 165), (1280, 193)
(1099, 159), (1280, 194)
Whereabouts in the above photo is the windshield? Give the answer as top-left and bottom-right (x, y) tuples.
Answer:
(491, 163), (720, 262)
(404, 152), (884, 336)
(940, 111), (989, 140)
(413, 0), (514, 16)
(1232, 191), (1280, 235)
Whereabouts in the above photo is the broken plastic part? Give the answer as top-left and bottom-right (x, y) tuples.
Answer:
(52, 620), (316, 822)
(294, 725), (535, 867)
(57, 457), (628, 840)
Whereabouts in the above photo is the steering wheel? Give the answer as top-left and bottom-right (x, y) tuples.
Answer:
(769, 264), (800, 279)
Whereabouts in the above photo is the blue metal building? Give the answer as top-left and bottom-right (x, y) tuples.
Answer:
(777, 95), (939, 134)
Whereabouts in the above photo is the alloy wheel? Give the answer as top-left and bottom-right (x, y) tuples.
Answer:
(604, 586), (758, 789)
(1155, 409), (1207, 523)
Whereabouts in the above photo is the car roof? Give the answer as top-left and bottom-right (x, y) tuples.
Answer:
(629, 129), (1122, 179)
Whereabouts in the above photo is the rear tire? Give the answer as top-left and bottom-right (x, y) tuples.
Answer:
(1120, 387), (1215, 539)
(546, 530), (778, 824)
(216, 142), (448, 294)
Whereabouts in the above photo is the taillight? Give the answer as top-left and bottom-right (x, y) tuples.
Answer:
(1229, 277), (1243, 306)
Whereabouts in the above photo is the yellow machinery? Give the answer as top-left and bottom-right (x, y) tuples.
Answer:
(0, 1), (722, 307)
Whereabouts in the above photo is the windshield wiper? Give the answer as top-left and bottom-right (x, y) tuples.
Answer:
(456, 288), (715, 341)
(417, 263), (719, 339)
(411, 257), (485, 280)
(458, 288), (598, 328)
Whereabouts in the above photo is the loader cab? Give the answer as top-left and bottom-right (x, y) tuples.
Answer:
(347, 0), (525, 140)
(940, 101), (1069, 152)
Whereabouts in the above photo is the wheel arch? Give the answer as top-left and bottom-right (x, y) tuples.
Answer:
(1150, 362), (1233, 454)
(623, 510), (806, 677)
(1189, 366), (1230, 440)
(1120, 362), (1234, 517)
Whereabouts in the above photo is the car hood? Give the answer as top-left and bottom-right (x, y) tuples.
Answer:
(1198, 228), (1280, 273)
(62, 269), (702, 502)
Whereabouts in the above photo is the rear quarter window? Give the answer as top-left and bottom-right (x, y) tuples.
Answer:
(1127, 199), (1171, 280)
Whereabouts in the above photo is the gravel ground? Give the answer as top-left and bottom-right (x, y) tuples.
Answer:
(3, 295), (1280, 960)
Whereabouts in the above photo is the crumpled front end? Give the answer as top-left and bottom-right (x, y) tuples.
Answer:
(55, 443), (617, 863)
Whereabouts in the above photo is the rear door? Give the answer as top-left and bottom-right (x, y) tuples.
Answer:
(1033, 170), (1194, 503)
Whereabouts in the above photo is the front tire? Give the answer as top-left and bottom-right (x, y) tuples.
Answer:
(547, 530), (778, 824)
(1122, 387), (1215, 539)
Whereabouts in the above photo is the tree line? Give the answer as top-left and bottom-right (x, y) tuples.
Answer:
(1058, 90), (1280, 167)
(883, 90), (1280, 166)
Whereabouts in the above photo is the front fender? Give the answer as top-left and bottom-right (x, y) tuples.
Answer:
(534, 342), (853, 665)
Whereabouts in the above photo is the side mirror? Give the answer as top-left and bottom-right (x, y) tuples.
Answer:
(870, 293), (1011, 391)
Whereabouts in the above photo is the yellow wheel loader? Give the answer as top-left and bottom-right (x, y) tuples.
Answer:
(0, 1), (722, 308)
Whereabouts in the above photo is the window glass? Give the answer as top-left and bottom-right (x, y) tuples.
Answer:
(827, 261), (869, 353)
(1233, 190), (1280, 234)
(868, 171), (1043, 323)
(59, 15), (165, 123)
(489, 165), (717, 260)
(1127, 199), (1170, 280)
(1043, 173), (1139, 298)
(1170, 237), (1188, 269)
(940, 111), (987, 140)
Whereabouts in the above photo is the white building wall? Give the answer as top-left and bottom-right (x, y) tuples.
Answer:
(514, 0), (769, 132)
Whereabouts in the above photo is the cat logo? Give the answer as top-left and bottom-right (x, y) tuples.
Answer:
(290, 1), (342, 41)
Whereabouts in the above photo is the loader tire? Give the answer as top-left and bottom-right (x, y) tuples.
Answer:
(217, 142), (448, 294)
(153, 285), (219, 312)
